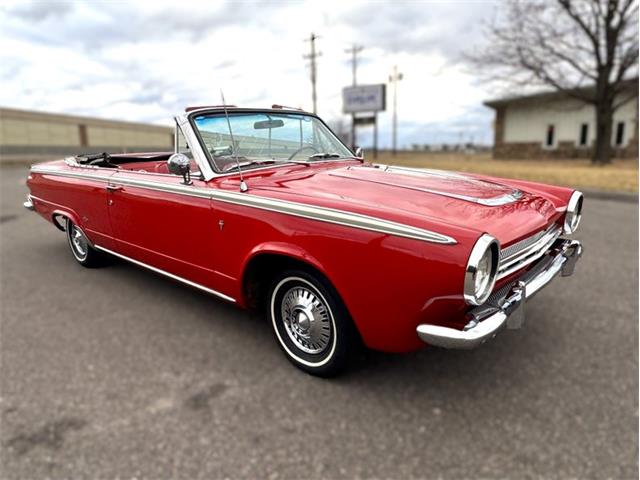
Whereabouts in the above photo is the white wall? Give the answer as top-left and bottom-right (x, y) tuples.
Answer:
(503, 96), (637, 147)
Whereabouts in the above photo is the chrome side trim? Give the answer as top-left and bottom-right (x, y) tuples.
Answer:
(29, 166), (457, 244)
(208, 191), (457, 244)
(31, 167), (115, 183)
(94, 245), (236, 303)
(369, 164), (524, 206)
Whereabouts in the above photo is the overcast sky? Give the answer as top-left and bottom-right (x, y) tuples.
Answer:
(0, 0), (501, 147)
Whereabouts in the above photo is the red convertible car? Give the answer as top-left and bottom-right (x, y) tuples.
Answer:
(24, 106), (583, 376)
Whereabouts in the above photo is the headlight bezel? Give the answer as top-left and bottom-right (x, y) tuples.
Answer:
(563, 191), (584, 234)
(464, 234), (500, 306)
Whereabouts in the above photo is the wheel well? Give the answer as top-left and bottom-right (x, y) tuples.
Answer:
(52, 213), (68, 231)
(242, 253), (328, 311)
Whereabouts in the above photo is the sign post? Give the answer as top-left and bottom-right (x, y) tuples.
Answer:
(342, 84), (386, 159)
(374, 112), (378, 159)
(388, 66), (403, 156)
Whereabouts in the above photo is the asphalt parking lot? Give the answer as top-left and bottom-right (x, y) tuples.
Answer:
(1, 165), (637, 479)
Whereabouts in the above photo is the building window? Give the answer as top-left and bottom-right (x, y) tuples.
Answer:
(615, 121), (625, 146)
(545, 125), (555, 148)
(579, 123), (589, 147)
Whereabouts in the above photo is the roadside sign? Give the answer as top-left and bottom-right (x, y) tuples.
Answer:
(353, 116), (376, 126)
(342, 84), (386, 113)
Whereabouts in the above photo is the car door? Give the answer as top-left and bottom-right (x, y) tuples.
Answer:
(105, 169), (232, 298)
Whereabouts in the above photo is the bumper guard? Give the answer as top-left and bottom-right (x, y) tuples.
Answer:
(23, 195), (35, 211)
(416, 238), (582, 349)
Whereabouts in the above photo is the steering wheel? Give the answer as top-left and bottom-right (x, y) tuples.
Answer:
(288, 145), (319, 160)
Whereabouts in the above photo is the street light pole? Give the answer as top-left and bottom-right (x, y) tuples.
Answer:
(346, 44), (363, 150)
(304, 33), (321, 114)
(389, 65), (403, 156)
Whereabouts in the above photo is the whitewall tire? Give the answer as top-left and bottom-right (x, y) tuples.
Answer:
(268, 269), (356, 376)
(65, 218), (106, 268)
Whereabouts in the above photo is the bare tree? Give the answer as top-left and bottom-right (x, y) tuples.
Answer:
(470, 0), (638, 164)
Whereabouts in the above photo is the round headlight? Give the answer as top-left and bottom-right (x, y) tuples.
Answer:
(563, 191), (584, 234)
(464, 234), (499, 306)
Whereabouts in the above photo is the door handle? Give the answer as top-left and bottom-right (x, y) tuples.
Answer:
(106, 184), (124, 192)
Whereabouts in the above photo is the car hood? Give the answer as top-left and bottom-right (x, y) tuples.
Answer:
(232, 162), (564, 246)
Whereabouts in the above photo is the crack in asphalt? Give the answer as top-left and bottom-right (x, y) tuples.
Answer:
(6, 417), (88, 457)
(0, 214), (18, 224)
(184, 383), (229, 411)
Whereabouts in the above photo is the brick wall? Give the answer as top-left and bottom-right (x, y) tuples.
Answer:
(494, 141), (638, 159)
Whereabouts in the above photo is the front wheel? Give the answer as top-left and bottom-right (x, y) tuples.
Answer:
(268, 270), (356, 377)
(65, 218), (107, 268)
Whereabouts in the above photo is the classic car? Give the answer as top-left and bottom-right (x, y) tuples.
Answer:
(24, 105), (583, 376)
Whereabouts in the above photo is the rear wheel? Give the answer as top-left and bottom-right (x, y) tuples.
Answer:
(65, 218), (107, 268)
(268, 269), (356, 377)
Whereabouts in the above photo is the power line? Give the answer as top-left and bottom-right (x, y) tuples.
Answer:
(303, 32), (321, 114)
(389, 65), (404, 156)
(345, 44), (364, 150)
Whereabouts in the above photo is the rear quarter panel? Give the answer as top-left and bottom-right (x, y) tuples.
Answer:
(26, 161), (116, 249)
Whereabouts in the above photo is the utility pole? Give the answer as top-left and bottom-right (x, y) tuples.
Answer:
(345, 44), (363, 150)
(304, 33), (321, 114)
(389, 65), (403, 156)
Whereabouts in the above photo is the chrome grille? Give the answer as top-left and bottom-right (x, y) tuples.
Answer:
(500, 226), (552, 260)
(497, 224), (562, 279)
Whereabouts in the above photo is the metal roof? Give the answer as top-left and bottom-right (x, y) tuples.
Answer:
(483, 76), (638, 109)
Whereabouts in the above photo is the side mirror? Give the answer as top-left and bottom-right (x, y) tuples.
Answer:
(354, 146), (364, 159)
(167, 153), (192, 185)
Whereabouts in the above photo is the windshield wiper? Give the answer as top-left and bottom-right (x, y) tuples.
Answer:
(222, 158), (277, 172)
(308, 152), (342, 160)
(222, 154), (342, 172)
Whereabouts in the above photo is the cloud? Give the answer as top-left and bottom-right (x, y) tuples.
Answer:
(332, 1), (497, 60)
(3, 1), (74, 22)
(0, 0), (498, 146)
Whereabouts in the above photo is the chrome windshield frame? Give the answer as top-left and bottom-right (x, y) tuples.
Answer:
(176, 108), (355, 181)
(174, 114), (216, 181)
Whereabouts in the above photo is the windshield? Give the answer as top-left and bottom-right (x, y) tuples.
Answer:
(192, 112), (353, 173)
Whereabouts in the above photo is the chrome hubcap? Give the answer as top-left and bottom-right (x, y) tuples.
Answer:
(281, 286), (331, 354)
(70, 225), (87, 258)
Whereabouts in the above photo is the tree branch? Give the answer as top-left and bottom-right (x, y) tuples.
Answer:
(557, 0), (603, 67)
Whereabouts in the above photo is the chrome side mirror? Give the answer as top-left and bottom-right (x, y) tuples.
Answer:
(167, 153), (192, 185)
(354, 146), (364, 159)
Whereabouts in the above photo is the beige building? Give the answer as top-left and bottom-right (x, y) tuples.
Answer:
(0, 107), (173, 162)
(484, 78), (638, 159)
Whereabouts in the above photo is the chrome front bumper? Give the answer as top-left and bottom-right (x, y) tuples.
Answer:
(417, 238), (582, 349)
